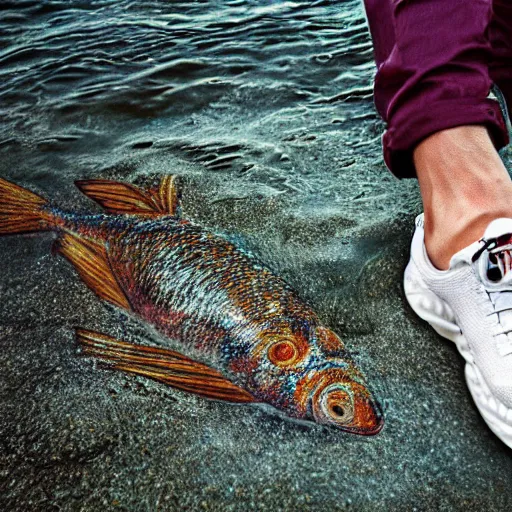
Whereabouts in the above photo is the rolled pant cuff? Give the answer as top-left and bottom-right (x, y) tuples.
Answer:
(383, 98), (509, 179)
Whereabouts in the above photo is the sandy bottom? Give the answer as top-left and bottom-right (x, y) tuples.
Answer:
(2, 138), (512, 511)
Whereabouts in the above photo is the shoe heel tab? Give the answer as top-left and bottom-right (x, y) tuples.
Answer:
(415, 214), (425, 230)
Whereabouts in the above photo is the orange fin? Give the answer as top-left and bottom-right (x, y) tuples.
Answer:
(0, 178), (52, 235)
(56, 234), (131, 310)
(152, 175), (180, 215)
(75, 176), (180, 216)
(77, 329), (256, 403)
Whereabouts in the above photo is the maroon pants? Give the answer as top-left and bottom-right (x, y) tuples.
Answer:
(364, 0), (512, 178)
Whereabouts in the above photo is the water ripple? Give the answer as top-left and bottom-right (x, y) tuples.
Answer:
(0, 0), (374, 121)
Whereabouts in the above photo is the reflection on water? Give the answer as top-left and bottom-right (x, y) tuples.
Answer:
(0, 0), (373, 119)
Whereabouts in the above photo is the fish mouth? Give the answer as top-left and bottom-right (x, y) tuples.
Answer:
(336, 400), (384, 436)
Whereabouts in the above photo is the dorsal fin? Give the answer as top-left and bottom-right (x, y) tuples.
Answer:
(75, 176), (180, 216)
(151, 175), (180, 214)
(77, 329), (256, 403)
(56, 233), (131, 310)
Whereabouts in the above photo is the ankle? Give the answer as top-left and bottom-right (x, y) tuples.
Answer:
(423, 210), (512, 269)
(413, 125), (512, 269)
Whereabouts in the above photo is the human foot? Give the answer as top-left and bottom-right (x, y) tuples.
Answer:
(413, 125), (512, 270)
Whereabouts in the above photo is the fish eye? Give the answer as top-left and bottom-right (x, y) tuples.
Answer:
(299, 369), (383, 434)
(331, 404), (345, 417)
(317, 385), (355, 425)
(267, 338), (299, 367)
(326, 396), (353, 423)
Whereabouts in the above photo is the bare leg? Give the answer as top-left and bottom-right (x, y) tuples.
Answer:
(414, 125), (512, 269)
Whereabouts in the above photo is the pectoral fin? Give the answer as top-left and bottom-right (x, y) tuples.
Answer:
(77, 329), (256, 403)
(75, 176), (180, 216)
(56, 234), (131, 311)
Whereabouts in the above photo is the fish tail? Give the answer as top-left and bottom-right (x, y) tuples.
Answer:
(0, 178), (55, 235)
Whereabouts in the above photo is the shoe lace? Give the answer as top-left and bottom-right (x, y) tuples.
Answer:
(473, 235), (512, 338)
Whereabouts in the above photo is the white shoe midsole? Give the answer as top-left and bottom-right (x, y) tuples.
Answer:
(404, 262), (512, 448)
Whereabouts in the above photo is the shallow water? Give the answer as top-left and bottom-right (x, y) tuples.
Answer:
(1, 1), (512, 510)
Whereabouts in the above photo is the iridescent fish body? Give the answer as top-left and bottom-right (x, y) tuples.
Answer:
(0, 176), (383, 435)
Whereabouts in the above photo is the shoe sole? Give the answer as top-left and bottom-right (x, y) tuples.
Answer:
(404, 265), (512, 448)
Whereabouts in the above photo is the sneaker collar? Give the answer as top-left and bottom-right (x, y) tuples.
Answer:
(414, 214), (512, 275)
(449, 219), (512, 269)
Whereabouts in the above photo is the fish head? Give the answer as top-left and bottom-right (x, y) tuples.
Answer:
(298, 325), (383, 435)
(249, 323), (383, 435)
(295, 365), (383, 435)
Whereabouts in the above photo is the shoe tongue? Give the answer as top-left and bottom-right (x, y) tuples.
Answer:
(448, 218), (512, 270)
(483, 218), (512, 240)
(472, 217), (512, 288)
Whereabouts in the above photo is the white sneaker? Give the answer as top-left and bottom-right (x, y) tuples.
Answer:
(404, 213), (512, 448)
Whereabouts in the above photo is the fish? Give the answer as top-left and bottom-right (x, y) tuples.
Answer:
(0, 175), (383, 435)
